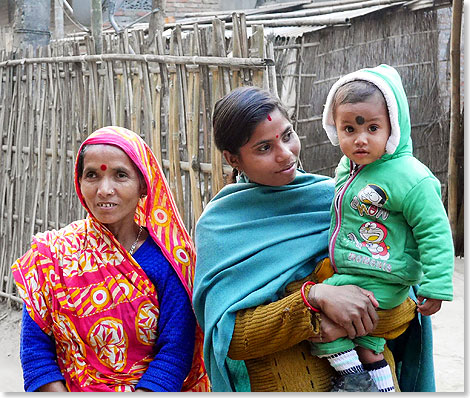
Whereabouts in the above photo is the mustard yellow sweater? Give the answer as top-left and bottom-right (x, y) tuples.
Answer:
(228, 264), (416, 392)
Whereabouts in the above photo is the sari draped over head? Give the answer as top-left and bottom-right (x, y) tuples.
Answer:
(193, 171), (335, 391)
(11, 126), (210, 392)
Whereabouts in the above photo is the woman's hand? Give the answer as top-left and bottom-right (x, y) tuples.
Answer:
(308, 284), (379, 339)
(308, 313), (348, 343)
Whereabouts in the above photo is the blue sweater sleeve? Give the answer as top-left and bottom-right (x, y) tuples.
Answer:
(134, 236), (196, 392)
(20, 304), (65, 392)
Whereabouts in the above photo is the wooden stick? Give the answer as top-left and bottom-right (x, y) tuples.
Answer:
(447, 0), (463, 243)
(294, 35), (304, 131)
(168, 31), (185, 215)
(186, 25), (203, 224)
(0, 53), (274, 68)
(251, 25), (266, 88)
(231, 13), (242, 88)
(210, 19), (227, 194)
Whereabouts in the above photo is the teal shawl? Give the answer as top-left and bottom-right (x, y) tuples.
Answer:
(193, 171), (334, 391)
(389, 286), (436, 392)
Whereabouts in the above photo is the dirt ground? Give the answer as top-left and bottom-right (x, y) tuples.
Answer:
(0, 258), (464, 392)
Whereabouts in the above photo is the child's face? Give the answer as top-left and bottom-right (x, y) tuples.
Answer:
(334, 97), (391, 165)
(223, 107), (300, 186)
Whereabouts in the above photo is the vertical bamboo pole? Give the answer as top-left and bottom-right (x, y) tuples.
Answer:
(447, 0), (463, 243)
(186, 24), (203, 225)
(210, 19), (228, 194)
(85, 36), (100, 131)
(251, 25), (266, 89)
(0, 52), (10, 285)
(294, 35), (304, 132)
(156, 30), (170, 164)
(14, 54), (26, 262)
(141, 56), (153, 142)
(231, 13), (242, 88)
(121, 30), (132, 128)
(23, 48), (35, 247)
(131, 31), (142, 132)
(168, 30), (184, 215)
(239, 13), (249, 85)
(198, 30), (211, 205)
(212, 19), (231, 95)
(175, 25), (189, 146)
(1, 56), (17, 278)
(105, 42), (117, 125)
(150, 71), (162, 164)
(266, 40), (277, 96)
(30, 47), (47, 238)
(16, 48), (30, 255)
(175, 25), (191, 227)
(44, 46), (56, 229)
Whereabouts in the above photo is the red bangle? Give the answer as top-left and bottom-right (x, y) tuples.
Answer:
(301, 281), (320, 312)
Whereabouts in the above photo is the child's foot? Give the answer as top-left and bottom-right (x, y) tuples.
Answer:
(330, 371), (380, 392)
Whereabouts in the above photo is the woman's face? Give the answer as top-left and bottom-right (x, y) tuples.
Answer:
(79, 145), (145, 234)
(224, 107), (301, 186)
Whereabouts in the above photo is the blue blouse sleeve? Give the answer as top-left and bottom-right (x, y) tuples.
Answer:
(20, 304), (65, 392)
(134, 236), (196, 392)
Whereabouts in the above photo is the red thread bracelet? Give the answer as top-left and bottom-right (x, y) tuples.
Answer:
(301, 281), (320, 312)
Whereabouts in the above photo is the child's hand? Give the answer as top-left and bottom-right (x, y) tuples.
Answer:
(417, 296), (442, 316)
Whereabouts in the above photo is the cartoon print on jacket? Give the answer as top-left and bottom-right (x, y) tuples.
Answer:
(350, 184), (390, 220)
(348, 221), (390, 260)
(358, 184), (388, 206)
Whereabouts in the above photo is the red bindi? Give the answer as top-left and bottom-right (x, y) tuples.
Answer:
(267, 115), (272, 121)
(276, 134), (279, 139)
(100, 164), (107, 171)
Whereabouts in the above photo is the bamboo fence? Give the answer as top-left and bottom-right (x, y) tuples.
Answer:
(0, 16), (276, 303)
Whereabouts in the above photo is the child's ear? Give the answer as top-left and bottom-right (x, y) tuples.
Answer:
(223, 150), (240, 169)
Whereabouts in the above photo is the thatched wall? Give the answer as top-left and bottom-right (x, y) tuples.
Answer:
(274, 7), (450, 197)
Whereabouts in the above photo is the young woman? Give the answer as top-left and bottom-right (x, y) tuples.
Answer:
(192, 86), (434, 392)
(12, 126), (209, 392)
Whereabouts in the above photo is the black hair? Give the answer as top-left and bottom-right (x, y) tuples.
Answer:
(332, 80), (386, 119)
(77, 144), (147, 193)
(212, 86), (290, 182)
(76, 144), (90, 179)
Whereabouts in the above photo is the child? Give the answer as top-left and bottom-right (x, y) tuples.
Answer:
(310, 64), (454, 392)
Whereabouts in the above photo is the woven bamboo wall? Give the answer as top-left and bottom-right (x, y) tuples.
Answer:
(0, 16), (275, 302)
(274, 8), (450, 193)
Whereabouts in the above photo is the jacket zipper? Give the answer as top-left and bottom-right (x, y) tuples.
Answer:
(329, 163), (364, 271)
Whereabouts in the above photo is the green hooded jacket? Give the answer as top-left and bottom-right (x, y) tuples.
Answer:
(322, 64), (454, 308)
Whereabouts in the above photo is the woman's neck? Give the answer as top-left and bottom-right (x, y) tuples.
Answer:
(106, 221), (144, 252)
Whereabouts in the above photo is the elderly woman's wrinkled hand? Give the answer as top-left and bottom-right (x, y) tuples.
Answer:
(308, 284), (379, 339)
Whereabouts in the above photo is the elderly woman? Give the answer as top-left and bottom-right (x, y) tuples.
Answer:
(11, 126), (209, 392)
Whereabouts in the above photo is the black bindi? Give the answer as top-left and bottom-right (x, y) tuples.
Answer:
(355, 116), (365, 125)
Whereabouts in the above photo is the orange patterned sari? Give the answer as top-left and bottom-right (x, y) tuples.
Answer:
(12, 126), (210, 392)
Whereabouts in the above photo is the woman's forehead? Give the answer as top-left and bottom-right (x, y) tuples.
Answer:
(83, 144), (133, 167)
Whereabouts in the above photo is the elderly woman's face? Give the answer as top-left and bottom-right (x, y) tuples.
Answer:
(79, 145), (145, 233)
